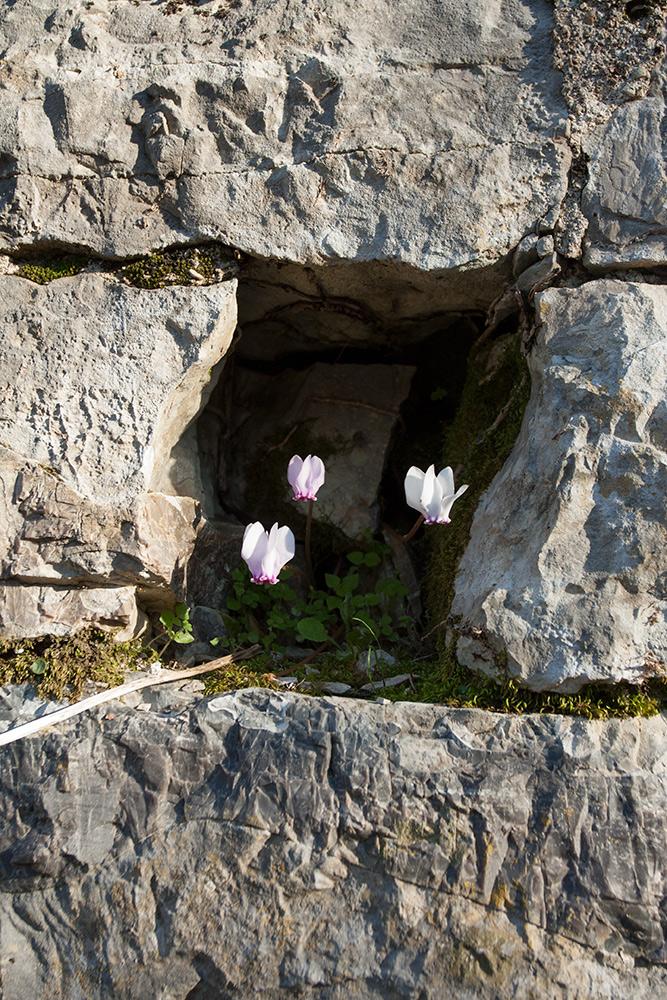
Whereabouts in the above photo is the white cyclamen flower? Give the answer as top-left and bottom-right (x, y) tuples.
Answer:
(404, 465), (468, 524)
(287, 454), (326, 501)
(242, 521), (295, 584)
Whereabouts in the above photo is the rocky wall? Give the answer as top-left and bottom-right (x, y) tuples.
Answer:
(1, 687), (666, 1000)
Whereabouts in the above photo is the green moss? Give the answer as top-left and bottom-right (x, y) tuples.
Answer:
(0, 630), (156, 702)
(121, 246), (222, 289)
(203, 655), (282, 695)
(418, 638), (667, 719)
(426, 329), (530, 644)
(18, 255), (88, 284)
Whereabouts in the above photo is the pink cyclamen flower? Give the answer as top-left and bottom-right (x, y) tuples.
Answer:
(287, 454), (325, 501)
(404, 465), (468, 524)
(242, 521), (295, 584)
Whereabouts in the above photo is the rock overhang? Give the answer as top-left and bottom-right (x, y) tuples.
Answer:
(0, 0), (571, 278)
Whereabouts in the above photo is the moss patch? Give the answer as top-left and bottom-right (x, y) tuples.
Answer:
(121, 244), (240, 289)
(0, 630), (157, 702)
(203, 655), (282, 696)
(18, 255), (88, 284)
(418, 642), (667, 719)
(425, 329), (530, 643)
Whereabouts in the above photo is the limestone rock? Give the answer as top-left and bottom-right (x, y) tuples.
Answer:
(452, 279), (667, 692)
(583, 54), (667, 271)
(0, 688), (666, 999)
(222, 362), (415, 538)
(0, 582), (139, 639)
(0, 272), (237, 505)
(0, 0), (569, 283)
(0, 271), (238, 635)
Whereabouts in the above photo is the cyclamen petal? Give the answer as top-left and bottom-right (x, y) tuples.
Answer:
(241, 520), (295, 584)
(287, 454), (326, 501)
(403, 464), (468, 525)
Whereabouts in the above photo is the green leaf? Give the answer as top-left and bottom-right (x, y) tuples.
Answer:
(226, 596), (241, 611)
(364, 552), (381, 567)
(174, 603), (190, 622)
(210, 637), (221, 646)
(326, 595), (342, 610)
(173, 631), (195, 644)
(325, 573), (341, 589)
(296, 618), (329, 643)
(337, 574), (359, 596)
(352, 615), (377, 640)
(160, 610), (178, 630)
(347, 551), (364, 566)
(30, 658), (47, 675)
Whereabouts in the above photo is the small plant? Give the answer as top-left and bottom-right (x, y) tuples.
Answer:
(159, 603), (195, 654)
(121, 246), (234, 289)
(0, 630), (158, 701)
(221, 539), (411, 666)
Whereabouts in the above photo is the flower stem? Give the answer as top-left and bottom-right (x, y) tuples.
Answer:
(402, 513), (425, 543)
(305, 498), (315, 585)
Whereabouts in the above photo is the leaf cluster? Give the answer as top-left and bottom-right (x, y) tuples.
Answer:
(219, 541), (411, 659)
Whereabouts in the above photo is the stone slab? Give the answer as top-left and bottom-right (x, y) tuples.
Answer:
(0, 0), (569, 282)
(0, 688), (665, 998)
(452, 279), (667, 692)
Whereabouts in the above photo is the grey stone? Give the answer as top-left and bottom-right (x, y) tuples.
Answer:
(0, 687), (665, 998)
(513, 232), (540, 276)
(223, 362), (416, 538)
(583, 54), (667, 271)
(0, 272), (237, 505)
(0, 271), (240, 635)
(514, 251), (560, 295)
(0, 0), (569, 286)
(452, 279), (667, 692)
(0, 582), (139, 640)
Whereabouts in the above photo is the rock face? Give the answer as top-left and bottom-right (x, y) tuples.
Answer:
(0, 273), (239, 630)
(0, 272), (236, 504)
(0, 0), (569, 284)
(452, 280), (667, 692)
(581, 34), (667, 271)
(222, 362), (416, 537)
(0, 688), (666, 1000)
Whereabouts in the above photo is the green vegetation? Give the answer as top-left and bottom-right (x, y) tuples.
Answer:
(122, 246), (217, 288)
(425, 330), (531, 641)
(18, 255), (88, 284)
(0, 630), (158, 702)
(203, 658), (282, 696)
(218, 539), (411, 658)
(419, 638), (667, 719)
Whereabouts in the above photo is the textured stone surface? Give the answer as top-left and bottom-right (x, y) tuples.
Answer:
(0, 687), (666, 999)
(0, 446), (244, 628)
(583, 53), (667, 271)
(223, 362), (416, 538)
(0, 272), (237, 505)
(452, 279), (667, 692)
(0, 582), (139, 639)
(0, 0), (569, 282)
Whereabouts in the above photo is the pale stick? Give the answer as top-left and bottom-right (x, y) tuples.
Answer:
(0, 645), (262, 748)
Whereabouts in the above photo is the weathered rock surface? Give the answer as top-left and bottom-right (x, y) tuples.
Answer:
(0, 271), (240, 632)
(0, 272), (236, 504)
(0, 0), (569, 286)
(583, 53), (667, 272)
(0, 687), (666, 999)
(222, 362), (416, 538)
(453, 279), (667, 692)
